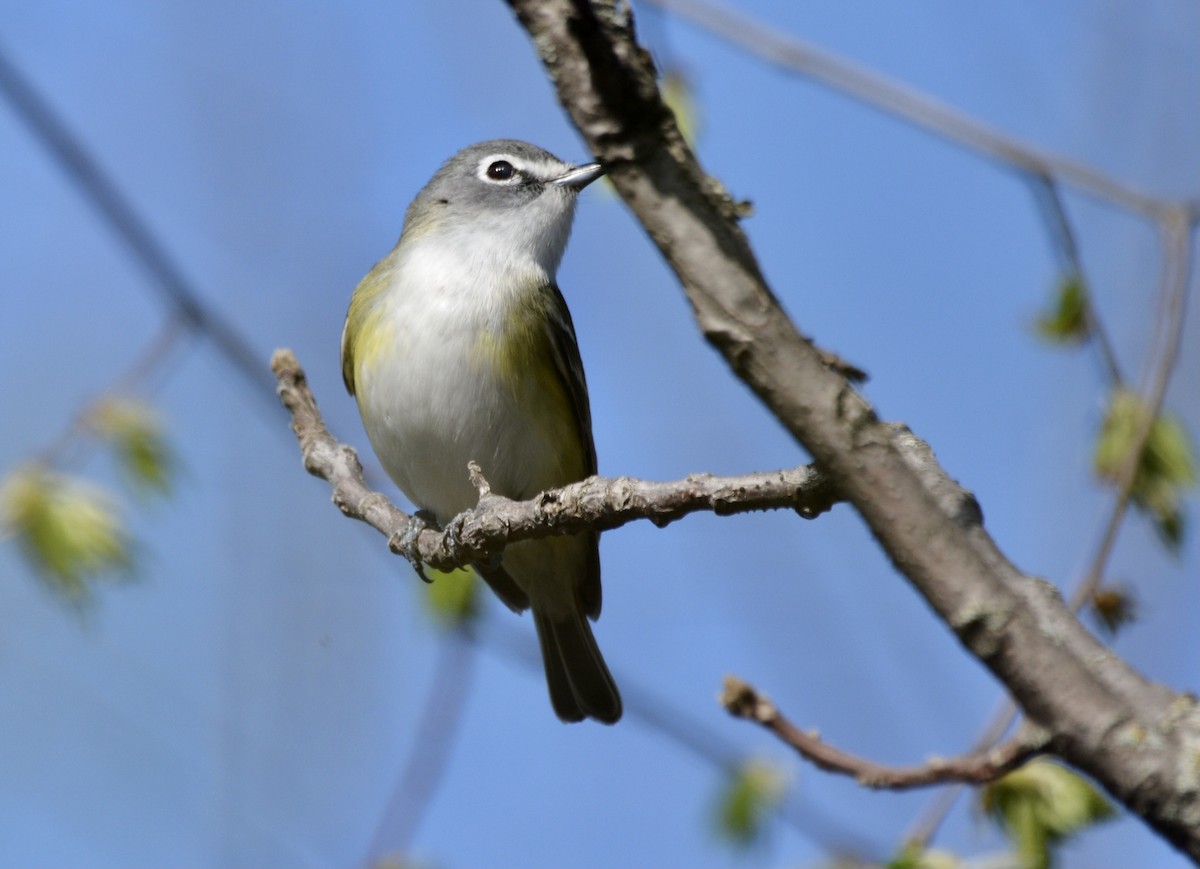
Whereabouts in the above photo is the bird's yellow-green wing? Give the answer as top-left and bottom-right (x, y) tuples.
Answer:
(341, 257), (398, 396)
(541, 281), (602, 620)
(542, 281), (597, 479)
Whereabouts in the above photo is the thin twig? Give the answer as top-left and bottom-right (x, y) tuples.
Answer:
(271, 348), (842, 572)
(721, 677), (1047, 790)
(643, 0), (1198, 225)
(903, 701), (1021, 847)
(1070, 213), (1194, 611)
(0, 48), (276, 399)
(1026, 174), (1124, 387)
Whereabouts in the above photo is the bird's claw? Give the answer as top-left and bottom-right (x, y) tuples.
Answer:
(440, 510), (498, 572)
(395, 510), (438, 583)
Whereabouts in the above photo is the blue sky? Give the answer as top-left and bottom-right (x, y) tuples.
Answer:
(0, 1), (1197, 867)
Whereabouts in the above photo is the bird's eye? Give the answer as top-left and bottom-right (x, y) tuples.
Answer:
(486, 160), (515, 181)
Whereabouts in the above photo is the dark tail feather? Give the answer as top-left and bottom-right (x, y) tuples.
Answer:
(533, 608), (622, 725)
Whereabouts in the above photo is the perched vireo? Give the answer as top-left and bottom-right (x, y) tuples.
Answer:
(341, 140), (621, 724)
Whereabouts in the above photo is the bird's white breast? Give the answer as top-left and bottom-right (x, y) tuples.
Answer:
(352, 232), (562, 523)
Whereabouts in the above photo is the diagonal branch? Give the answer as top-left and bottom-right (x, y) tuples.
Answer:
(720, 677), (1047, 790)
(643, 0), (1198, 226)
(503, 0), (1200, 858)
(271, 349), (841, 572)
(1026, 173), (1124, 387)
(0, 48), (277, 400)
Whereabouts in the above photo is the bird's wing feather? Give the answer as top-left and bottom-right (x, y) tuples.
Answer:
(542, 281), (597, 477)
(542, 281), (602, 619)
(339, 316), (356, 396)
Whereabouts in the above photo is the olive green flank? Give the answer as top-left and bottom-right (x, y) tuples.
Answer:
(474, 292), (578, 452)
(342, 262), (399, 395)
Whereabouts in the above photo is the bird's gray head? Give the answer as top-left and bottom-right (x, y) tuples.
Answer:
(400, 139), (604, 275)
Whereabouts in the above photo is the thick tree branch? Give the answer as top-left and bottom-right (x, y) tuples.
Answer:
(721, 677), (1047, 790)
(504, 0), (1200, 857)
(271, 349), (840, 572)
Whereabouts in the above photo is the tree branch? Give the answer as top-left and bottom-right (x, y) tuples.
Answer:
(503, 0), (1200, 858)
(720, 677), (1047, 790)
(0, 49), (277, 400)
(1026, 173), (1124, 387)
(643, 0), (1199, 226)
(271, 348), (841, 572)
(1072, 213), (1195, 612)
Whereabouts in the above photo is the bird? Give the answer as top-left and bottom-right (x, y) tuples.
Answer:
(340, 140), (621, 724)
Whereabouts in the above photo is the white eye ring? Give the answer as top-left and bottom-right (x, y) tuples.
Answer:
(478, 155), (522, 184)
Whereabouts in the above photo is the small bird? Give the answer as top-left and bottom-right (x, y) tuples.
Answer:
(341, 140), (621, 724)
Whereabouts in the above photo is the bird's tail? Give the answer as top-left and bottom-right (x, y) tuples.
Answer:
(533, 607), (622, 725)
